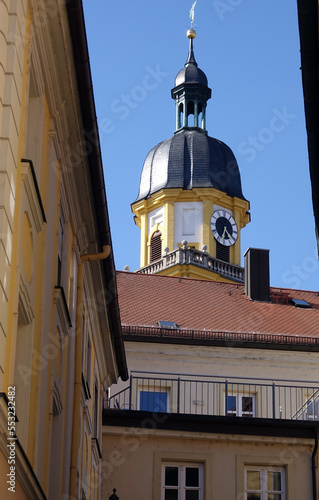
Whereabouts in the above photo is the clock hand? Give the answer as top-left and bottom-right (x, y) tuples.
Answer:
(222, 226), (232, 239)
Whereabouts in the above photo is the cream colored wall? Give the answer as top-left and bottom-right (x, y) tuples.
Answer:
(119, 341), (319, 389)
(111, 341), (319, 419)
(101, 427), (313, 500)
(0, 1), (122, 499)
(0, 0), (28, 388)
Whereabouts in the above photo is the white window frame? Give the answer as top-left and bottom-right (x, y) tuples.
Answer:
(245, 466), (285, 500)
(226, 393), (256, 417)
(161, 462), (204, 500)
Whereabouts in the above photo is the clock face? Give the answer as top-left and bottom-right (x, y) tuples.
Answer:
(210, 209), (238, 246)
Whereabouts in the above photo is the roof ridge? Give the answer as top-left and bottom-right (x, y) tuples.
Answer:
(116, 270), (319, 294)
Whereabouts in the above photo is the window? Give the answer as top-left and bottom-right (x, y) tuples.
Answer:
(14, 300), (33, 450)
(140, 391), (168, 412)
(216, 240), (229, 262)
(162, 463), (203, 500)
(93, 380), (98, 438)
(245, 467), (285, 500)
(150, 231), (162, 262)
(57, 215), (63, 285)
(86, 335), (92, 395)
(227, 394), (255, 417)
(303, 391), (319, 420)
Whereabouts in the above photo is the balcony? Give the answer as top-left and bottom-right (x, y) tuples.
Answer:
(136, 245), (244, 283)
(104, 371), (319, 421)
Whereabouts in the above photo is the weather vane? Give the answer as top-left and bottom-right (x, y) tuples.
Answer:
(189, 1), (197, 28)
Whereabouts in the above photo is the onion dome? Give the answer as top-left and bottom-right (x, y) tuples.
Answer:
(174, 30), (208, 87)
(136, 129), (245, 201)
(135, 30), (246, 203)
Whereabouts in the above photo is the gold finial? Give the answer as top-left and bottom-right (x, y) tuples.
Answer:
(187, 28), (196, 39)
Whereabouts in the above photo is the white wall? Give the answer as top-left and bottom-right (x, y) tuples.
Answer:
(174, 202), (203, 248)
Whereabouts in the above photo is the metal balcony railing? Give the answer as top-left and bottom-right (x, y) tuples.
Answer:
(104, 371), (319, 421)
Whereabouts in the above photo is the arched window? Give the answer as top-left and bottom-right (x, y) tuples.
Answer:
(150, 231), (162, 262)
(197, 102), (203, 129)
(178, 103), (184, 129)
(187, 100), (195, 126)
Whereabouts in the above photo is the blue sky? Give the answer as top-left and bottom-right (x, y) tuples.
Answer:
(83, 0), (319, 292)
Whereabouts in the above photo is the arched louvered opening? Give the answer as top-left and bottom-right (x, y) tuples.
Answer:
(197, 102), (203, 129)
(177, 103), (184, 130)
(216, 241), (229, 263)
(188, 101), (195, 114)
(150, 231), (162, 263)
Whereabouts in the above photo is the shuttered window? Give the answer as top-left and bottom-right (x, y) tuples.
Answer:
(216, 241), (229, 262)
(150, 231), (162, 262)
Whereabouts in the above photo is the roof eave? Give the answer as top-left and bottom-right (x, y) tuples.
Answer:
(65, 0), (128, 381)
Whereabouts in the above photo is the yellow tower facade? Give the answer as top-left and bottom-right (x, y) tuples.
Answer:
(132, 31), (250, 282)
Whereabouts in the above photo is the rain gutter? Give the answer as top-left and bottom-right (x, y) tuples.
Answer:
(297, 0), (319, 253)
(65, 0), (128, 381)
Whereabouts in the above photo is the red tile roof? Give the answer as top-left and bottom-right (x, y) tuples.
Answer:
(116, 271), (319, 338)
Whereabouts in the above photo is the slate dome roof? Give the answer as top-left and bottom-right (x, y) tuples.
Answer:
(174, 35), (208, 87)
(135, 129), (246, 202)
(175, 64), (208, 87)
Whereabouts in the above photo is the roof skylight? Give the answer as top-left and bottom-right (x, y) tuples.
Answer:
(291, 298), (312, 308)
(158, 320), (177, 329)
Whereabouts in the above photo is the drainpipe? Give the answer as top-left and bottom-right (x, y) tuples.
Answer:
(69, 245), (110, 499)
(312, 428), (318, 500)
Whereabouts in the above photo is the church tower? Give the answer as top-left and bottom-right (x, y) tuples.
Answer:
(131, 29), (250, 282)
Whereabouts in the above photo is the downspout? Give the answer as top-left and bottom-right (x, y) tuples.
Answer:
(312, 428), (318, 500)
(69, 245), (110, 500)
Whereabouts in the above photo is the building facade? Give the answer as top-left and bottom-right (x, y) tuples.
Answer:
(102, 24), (319, 500)
(0, 1), (127, 499)
(103, 267), (319, 500)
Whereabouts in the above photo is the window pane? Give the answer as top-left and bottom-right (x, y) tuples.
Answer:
(165, 467), (179, 486)
(247, 470), (260, 490)
(268, 495), (282, 500)
(242, 396), (253, 416)
(140, 391), (167, 412)
(247, 495), (261, 500)
(227, 395), (237, 414)
(164, 489), (178, 500)
(268, 471), (281, 491)
(186, 467), (199, 487)
(186, 491), (199, 500)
